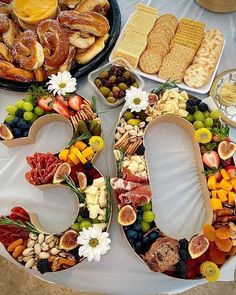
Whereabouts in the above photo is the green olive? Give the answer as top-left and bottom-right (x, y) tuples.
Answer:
(112, 86), (120, 93)
(99, 86), (110, 97)
(99, 71), (109, 79)
(123, 111), (135, 121)
(109, 75), (117, 83)
(132, 82), (139, 88)
(94, 78), (102, 88)
(108, 91), (114, 97)
(118, 82), (128, 90)
(122, 70), (132, 80)
(107, 97), (116, 103)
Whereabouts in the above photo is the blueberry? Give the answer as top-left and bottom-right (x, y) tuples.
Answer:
(17, 121), (28, 130)
(123, 225), (131, 232)
(179, 238), (189, 250)
(134, 241), (143, 254)
(15, 109), (24, 118)
(186, 98), (197, 106)
(199, 103), (209, 112)
(126, 229), (139, 242)
(22, 131), (29, 137)
(13, 128), (22, 138)
(136, 144), (145, 155)
(186, 105), (196, 114)
(142, 235), (149, 244)
(196, 99), (202, 105)
(149, 231), (159, 242)
(133, 223), (141, 232)
(9, 117), (20, 128)
(179, 248), (190, 262)
(84, 161), (93, 170)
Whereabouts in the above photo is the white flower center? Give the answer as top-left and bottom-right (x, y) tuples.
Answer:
(133, 98), (141, 105)
(59, 82), (67, 89)
(89, 238), (99, 247)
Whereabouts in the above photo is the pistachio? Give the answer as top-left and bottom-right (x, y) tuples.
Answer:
(25, 258), (35, 269)
(29, 233), (37, 240)
(146, 116), (153, 122)
(23, 255), (34, 263)
(120, 118), (125, 124)
(129, 130), (137, 136)
(38, 233), (45, 244)
(49, 241), (55, 249)
(124, 125), (133, 131)
(129, 136), (138, 143)
(27, 240), (35, 248)
(32, 264), (38, 271)
(139, 121), (146, 128)
(59, 252), (66, 258)
(117, 127), (125, 134)
(115, 133), (121, 140)
(34, 243), (41, 255)
(50, 248), (60, 255)
(41, 242), (49, 252)
(137, 131), (144, 137)
(45, 235), (54, 244)
(17, 255), (23, 262)
(133, 125), (139, 132)
(22, 248), (34, 257)
(53, 236), (59, 244)
(39, 252), (50, 259)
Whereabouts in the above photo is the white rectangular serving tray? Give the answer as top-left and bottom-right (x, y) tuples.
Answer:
(109, 13), (225, 94)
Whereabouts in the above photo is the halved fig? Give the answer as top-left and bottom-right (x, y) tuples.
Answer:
(218, 141), (236, 160)
(0, 123), (13, 140)
(53, 163), (71, 184)
(188, 234), (209, 259)
(118, 205), (136, 226)
(59, 230), (79, 250)
(77, 172), (87, 190)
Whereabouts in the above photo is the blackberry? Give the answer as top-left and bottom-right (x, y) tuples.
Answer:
(186, 98), (197, 107)
(86, 175), (93, 186)
(186, 105), (196, 114)
(37, 259), (51, 274)
(179, 248), (190, 262)
(15, 109), (24, 118)
(13, 128), (21, 138)
(84, 161), (93, 170)
(179, 238), (189, 250)
(196, 99), (202, 105)
(80, 207), (89, 219)
(69, 246), (81, 261)
(136, 144), (145, 155)
(199, 103), (209, 112)
(175, 260), (186, 279)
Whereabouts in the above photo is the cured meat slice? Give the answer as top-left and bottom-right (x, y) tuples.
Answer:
(111, 177), (143, 191)
(118, 185), (152, 208)
(123, 168), (148, 184)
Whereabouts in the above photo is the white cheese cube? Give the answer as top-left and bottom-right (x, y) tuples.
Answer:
(128, 161), (139, 173)
(88, 204), (100, 219)
(86, 194), (98, 204)
(84, 186), (98, 195)
(93, 177), (105, 188)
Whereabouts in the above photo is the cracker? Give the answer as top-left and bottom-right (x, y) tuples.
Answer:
(139, 48), (163, 74)
(184, 64), (210, 88)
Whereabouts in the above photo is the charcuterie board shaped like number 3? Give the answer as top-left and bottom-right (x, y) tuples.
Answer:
(0, 71), (112, 274)
(112, 83), (236, 282)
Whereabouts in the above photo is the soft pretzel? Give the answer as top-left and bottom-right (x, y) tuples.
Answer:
(12, 30), (44, 70)
(0, 60), (35, 82)
(75, 0), (110, 15)
(2, 18), (20, 48)
(59, 0), (81, 8)
(0, 41), (13, 62)
(37, 19), (69, 68)
(0, 13), (9, 33)
(69, 31), (95, 49)
(59, 45), (76, 71)
(58, 11), (110, 37)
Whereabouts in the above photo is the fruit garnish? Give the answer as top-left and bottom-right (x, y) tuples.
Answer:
(194, 128), (212, 144)
(215, 237), (232, 252)
(188, 234), (209, 259)
(77, 172), (87, 190)
(0, 123), (14, 140)
(52, 98), (70, 118)
(37, 95), (53, 112)
(53, 163), (71, 184)
(89, 136), (105, 152)
(202, 151), (220, 169)
(118, 205), (136, 226)
(225, 166), (236, 179)
(200, 261), (220, 282)
(68, 95), (83, 111)
(218, 141), (236, 160)
(215, 227), (232, 240)
(59, 229), (78, 250)
(203, 224), (216, 242)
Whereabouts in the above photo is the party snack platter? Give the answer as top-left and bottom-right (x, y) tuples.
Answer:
(109, 4), (225, 94)
(0, 0), (121, 91)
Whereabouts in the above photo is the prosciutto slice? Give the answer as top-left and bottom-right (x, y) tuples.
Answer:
(123, 168), (148, 184)
(111, 177), (143, 191)
(118, 185), (152, 208)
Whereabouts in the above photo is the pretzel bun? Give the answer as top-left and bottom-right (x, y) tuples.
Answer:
(69, 31), (95, 49)
(37, 19), (69, 68)
(58, 11), (109, 37)
(0, 60), (35, 82)
(75, 0), (110, 15)
(12, 30), (44, 70)
(75, 33), (108, 64)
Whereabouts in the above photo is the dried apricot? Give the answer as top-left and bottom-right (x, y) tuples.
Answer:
(215, 226), (232, 240)
(209, 248), (225, 265)
(7, 238), (23, 252)
(215, 237), (232, 252)
(203, 224), (216, 241)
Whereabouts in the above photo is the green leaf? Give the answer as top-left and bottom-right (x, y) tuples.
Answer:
(63, 175), (86, 203)
(104, 176), (113, 223)
(151, 79), (178, 95)
(91, 96), (97, 113)
(202, 167), (219, 176)
(0, 217), (40, 235)
(66, 132), (91, 148)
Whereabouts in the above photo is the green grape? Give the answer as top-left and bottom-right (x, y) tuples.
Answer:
(24, 94), (32, 102)
(185, 114), (194, 123)
(142, 211), (155, 223)
(80, 220), (92, 230)
(23, 111), (34, 121)
(77, 216), (85, 223)
(5, 114), (14, 124)
(30, 113), (38, 123)
(141, 202), (152, 212)
(193, 120), (204, 130)
(71, 223), (80, 232)
(16, 100), (25, 109)
(23, 102), (33, 111)
(203, 111), (210, 118)
(210, 110), (221, 120)
(204, 117), (213, 128)
(34, 106), (45, 116)
(91, 217), (100, 224)
(141, 220), (150, 233)
(194, 111), (205, 122)
(6, 105), (17, 115)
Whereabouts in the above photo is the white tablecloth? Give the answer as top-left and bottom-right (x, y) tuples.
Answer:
(0, 1), (236, 294)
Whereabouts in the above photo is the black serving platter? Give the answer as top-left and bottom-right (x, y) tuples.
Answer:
(0, 0), (121, 92)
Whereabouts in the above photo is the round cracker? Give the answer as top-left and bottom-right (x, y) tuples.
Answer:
(139, 49), (163, 74)
(184, 64), (210, 88)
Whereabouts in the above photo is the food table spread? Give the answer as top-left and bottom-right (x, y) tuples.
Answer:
(0, 0), (236, 294)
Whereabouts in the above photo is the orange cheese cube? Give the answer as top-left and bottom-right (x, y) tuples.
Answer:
(216, 182), (221, 189)
(220, 179), (233, 191)
(217, 189), (227, 202)
(211, 190), (217, 198)
(87, 154), (94, 161)
(75, 140), (87, 151)
(228, 192), (235, 206)
(69, 144), (75, 152)
(208, 176), (216, 190)
(71, 147), (87, 164)
(66, 159), (75, 167)
(231, 179), (236, 190)
(68, 153), (80, 165)
(210, 198), (222, 210)
(220, 169), (230, 181)
(82, 147), (94, 158)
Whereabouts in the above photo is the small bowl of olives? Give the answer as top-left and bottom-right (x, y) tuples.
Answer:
(88, 58), (144, 107)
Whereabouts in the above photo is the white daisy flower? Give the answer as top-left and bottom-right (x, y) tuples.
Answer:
(77, 226), (111, 262)
(47, 71), (77, 96)
(125, 86), (149, 112)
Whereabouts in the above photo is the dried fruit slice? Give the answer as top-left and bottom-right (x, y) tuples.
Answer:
(53, 163), (71, 184)
(77, 172), (87, 190)
(215, 226), (232, 240)
(218, 141), (236, 160)
(118, 205), (136, 226)
(0, 123), (13, 140)
(59, 230), (78, 250)
(203, 224), (216, 242)
(209, 248), (225, 265)
(188, 234), (209, 259)
(194, 128), (212, 144)
(89, 136), (105, 152)
(215, 237), (232, 252)
(200, 261), (220, 282)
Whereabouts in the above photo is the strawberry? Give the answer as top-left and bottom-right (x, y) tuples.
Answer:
(68, 95), (83, 111)
(226, 166), (236, 179)
(222, 157), (233, 168)
(37, 96), (53, 112)
(214, 170), (222, 182)
(56, 95), (68, 107)
(202, 151), (220, 169)
(185, 268), (196, 279)
(52, 99), (70, 118)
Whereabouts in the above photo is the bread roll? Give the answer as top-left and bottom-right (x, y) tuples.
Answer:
(75, 0), (110, 15)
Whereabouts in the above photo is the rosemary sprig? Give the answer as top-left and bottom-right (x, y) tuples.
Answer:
(0, 217), (39, 235)
(151, 79), (178, 95)
(66, 132), (91, 148)
(63, 175), (86, 203)
(91, 96), (97, 113)
(202, 167), (219, 176)
(24, 85), (49, 105)
(116, 147), (126, 176)
(104, 176), (113, 223)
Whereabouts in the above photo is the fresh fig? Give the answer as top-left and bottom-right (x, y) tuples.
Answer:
(53, 163), (71, 184)
(218, 141), (236, 160)
(0, 123), (13, 140)
(188, 234), (209, 259)
(59, 230), (79, 250)
(118, 205), (136, 226)
(77, 172), (87, 190)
